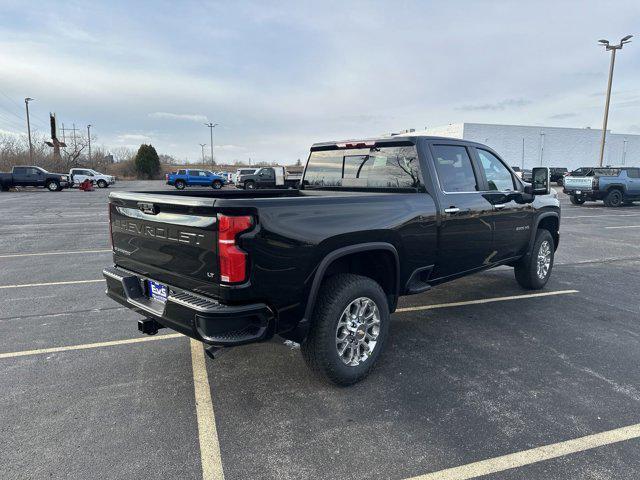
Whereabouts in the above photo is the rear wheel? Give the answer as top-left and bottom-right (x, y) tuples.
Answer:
(569, 195), (585, 205)
(244, 181), (255, 190)
(212, 180), (223, 189)
(175, 180), (186, 190)
(604, 189), (623, 208)
(514, 229), (554, 290)
(301, 273), (390, 386)
(46, 180), (60, 192)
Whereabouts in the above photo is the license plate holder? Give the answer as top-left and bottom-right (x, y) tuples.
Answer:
(147, 280), (168, 303)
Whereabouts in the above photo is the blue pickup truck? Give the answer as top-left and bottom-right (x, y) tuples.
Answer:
(166, 169), (227, 190)
(563, 166), (640, 207)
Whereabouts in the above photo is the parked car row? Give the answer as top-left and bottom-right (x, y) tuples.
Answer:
(0, 165), (116, 192)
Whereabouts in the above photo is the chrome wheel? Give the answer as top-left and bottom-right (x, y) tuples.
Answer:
(335, 297), (380, 367)
(536, 240), (551, 279)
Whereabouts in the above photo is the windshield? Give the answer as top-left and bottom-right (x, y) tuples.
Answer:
(594, 168), (620, 176)
(303, 145), (423, 190)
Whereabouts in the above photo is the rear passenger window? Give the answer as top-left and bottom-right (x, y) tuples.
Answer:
(476, 149), (515, 191)
(432, 145), (478, 192)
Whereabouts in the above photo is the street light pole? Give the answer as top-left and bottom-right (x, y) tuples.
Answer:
(204, 122), (218, 167)
(24, 98), (34, 163)
(597, 35), (632, 167)
(199, 143), (206, 164)
(87, 124), (92, 163)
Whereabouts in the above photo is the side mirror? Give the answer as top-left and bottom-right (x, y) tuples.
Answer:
(531, 167), (550, 195)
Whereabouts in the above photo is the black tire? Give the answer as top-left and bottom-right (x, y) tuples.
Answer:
(569, 195), (585, 205)
(212, 180), (223, 189)
(604, 189), (623, 208)
(244, 181), (255, 190)
(175, 180), (186, 190)
(97, 179), (108, 188)
(46, 180), (60, 192)
(301, 273), (390, 386)
(514, 229), (555, 290)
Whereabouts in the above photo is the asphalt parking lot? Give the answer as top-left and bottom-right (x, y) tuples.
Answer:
(1, 182), (640, 480)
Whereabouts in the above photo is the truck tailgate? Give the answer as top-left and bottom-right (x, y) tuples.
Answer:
(109, 192), (220, 298)
(564, 176), (593, 190)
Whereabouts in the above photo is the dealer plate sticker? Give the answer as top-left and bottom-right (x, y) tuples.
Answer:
(148, 280), (168, 303)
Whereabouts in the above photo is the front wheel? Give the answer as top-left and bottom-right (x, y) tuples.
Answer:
(514, 229), (554, 290)
(97, 179), (108, 188)
(46, 180), (60, 192)
(569, 195), (585, 205)
(301, 273), (390, 386)
(244, 181), (255, 190)
(212, 180), (222, 189)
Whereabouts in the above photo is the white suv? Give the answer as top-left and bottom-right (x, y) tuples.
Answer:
(69, 168), (115, 188)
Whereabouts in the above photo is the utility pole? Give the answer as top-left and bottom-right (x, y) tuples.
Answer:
(521, 138), (525, 170)
(204, 122), (218, 167)
(597, 35), (632, 167)
(24, 98), (34, 163)
(87, 125), (92, 163)
(199, 143), (206, 164)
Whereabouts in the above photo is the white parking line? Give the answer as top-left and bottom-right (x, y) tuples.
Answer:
(564, 214), (640, 219)
(0, 333), (183, 359)
(0, 279), (105, 289)
(0, 221), (108, 228)
(396, 290), (579, 313)
(405, 423), (640, 480)
(605, 225), (640, 230)
(190, 339), (225, 480)
(0, 249), (111, 259)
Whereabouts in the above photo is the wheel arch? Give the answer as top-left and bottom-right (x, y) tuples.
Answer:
(292, 243), (400, 343)
(531, 212), (559, 252)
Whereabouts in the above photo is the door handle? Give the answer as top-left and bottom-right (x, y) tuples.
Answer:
(444, 207), (460, 214)
(494, 204), (506, 209)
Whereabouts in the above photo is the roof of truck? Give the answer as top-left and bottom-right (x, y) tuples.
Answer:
(311, 135), (489, 149)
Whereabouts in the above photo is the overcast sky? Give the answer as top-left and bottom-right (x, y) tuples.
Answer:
(0, 0), (638, 164)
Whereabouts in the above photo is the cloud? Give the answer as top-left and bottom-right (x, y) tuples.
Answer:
(457, 98), (532, 112)
(116, 133), (151, 143)
(548, 113), (578, 120)
(149, 112), (209, 122)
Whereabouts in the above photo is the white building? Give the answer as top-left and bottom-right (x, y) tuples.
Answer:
(423, 123), (640, 170)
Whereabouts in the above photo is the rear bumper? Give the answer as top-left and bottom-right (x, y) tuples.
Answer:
(563, 188), (604, 200)
(103, 266), (273, 346)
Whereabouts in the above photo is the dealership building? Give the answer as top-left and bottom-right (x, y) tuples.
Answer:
(422, 123), (640, 170)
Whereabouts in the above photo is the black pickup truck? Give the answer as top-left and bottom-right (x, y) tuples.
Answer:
(104, 136), (559, 385)
(0, 166), (71, 191)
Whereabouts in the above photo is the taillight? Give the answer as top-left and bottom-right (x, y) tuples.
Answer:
(217, 214), (253, 283)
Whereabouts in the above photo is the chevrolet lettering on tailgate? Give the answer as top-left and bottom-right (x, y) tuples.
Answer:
(112, 218), (205, 246)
